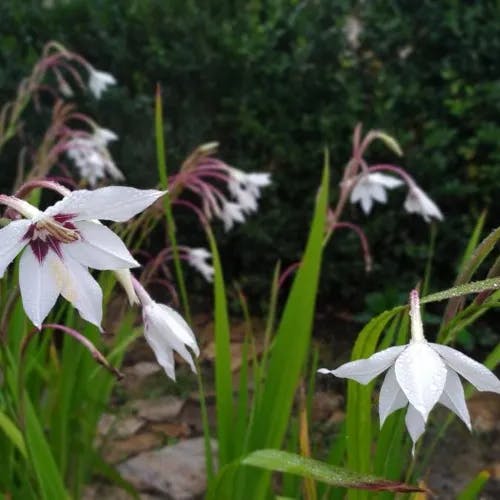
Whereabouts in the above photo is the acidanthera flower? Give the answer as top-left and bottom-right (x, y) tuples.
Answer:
(87, 66), (116, 99)
(66, 127), (124, 186)
(186, 247), (214, 282)
(350, 172), (403, 214)
(404, 184), (443, 222)
(133, 278), (199, 381)
(319, 290), (500, 454)
(227, 169), (272, 214)
(0, 187), (164, 329)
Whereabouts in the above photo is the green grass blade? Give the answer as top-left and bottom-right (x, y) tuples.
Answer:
(249, 163), (328, 447)
(457, 470), (490, 500)
(458, 210), (487, 275)
(0, 410), (27, 458)
(239, 164), (329, 497)
(206, 225), (234, 466)
(155, 85), (191, 322)
(23, 394), (69, 500)
(422, 277), (500, 304)
(241, 450), (424, 494)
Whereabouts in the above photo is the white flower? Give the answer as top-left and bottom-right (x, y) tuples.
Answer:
(350, 172), (403, 214)
(318, 290), (500, 454)
(134, 281), (199, 381)
(0, 187), (164, 329)
(93, 127), (118, 146)
(219, 201), (245, 232)
(404, 184), (443, 223)
(67, 129), (124, 186)
(87, 66), (116, 99)
(227, 168), (271, 214)
(187, 247), (214, 282)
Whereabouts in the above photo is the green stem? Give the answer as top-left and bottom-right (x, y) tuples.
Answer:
(154, 85), (192, 323)
(194, 357), (215, 483)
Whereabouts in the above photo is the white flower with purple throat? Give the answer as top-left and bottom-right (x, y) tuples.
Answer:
(0, 186), (164, 329)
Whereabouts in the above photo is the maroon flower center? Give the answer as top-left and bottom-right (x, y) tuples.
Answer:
(23, 214), (79, 263)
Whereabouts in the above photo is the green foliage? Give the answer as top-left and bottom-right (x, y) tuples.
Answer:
(1, 0), (499, 308)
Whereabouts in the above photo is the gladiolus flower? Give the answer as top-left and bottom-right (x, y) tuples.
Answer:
(133, 279), (199, 381)
(87, 66), (116, 99)
(66, 127), (124, 186)
(0, 187), (164, 329)
(187, 247), (214, 282)
(350, 172), (403, 214)
(319, 290), (500, 454)
(404, 184), (443, 222)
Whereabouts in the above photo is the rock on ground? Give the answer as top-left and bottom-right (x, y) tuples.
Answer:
(118, 437), (217, 499)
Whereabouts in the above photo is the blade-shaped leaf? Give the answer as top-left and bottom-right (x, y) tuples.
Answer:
(242, 450), (424, 493)
(206, 225), (234, 466)
(421, 277), (500, 304)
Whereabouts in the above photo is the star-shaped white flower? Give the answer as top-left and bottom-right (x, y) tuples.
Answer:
(0, 187), (164, 329)
(350, 172), (403, 214)
(318, 290), (500, 453)
(92, 127), (118, 146)
(87, 66), (116, 99)
(187, 247), (214, 282)
(133, 280), (199, 381)
(227, 169), (271, 214)
(219, 201), (246, 232)
(404, 184), (443, 222)
(67, 129), (124, 186)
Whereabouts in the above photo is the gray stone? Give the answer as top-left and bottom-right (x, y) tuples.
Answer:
(118, 437), (217, 499)
(131, 396), (184, 422)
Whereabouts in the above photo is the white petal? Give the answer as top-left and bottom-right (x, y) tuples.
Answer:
(0, 220), (30, 277)
(320, 345), (406, 384)
(360, 193), (373, 214)
(405, 404), (426, 455)
(430, 343), (500, 393)
(368, 183), (388, 204)
(379, 365), (408, 426)
(45, 187), (165, 222)
(156, 304), (199, 356)
(64, 221), (139, 270)
(19, 248), (62, 328)
(57, 249), (103, 329)
(247, 172), (271, 187)
(439, 368), (471, 429)
(114, 269), (139, 305)
(369, 173), (404, 189)
(349, 183), (364, 203)
(395, 342), (447, 421)
(404, 185), (443, 222)
(144, 303), (198, 373)
(144, 325), (176, 380)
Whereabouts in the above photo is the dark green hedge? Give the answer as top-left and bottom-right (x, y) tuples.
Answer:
(1, 0), (499, 310)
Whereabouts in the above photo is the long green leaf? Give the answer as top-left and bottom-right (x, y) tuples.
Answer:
(206, 225), (234, 466)
(457, 470), (490, 500)
(241, 450), (424, 493)
(23, 394), (69, 500)
(0, 410), (26, 458)
(241, 163), (329, 497)
(155, 85), (191, 322)
(421, 277), (500, 304)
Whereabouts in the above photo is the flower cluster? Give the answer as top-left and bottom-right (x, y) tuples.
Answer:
(344, 125), (443, 223)
(0, 183), (201, 382)
(319, 290), (500, 454)
(66, 127), (124, 186)
(170, 142), (271, 231)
